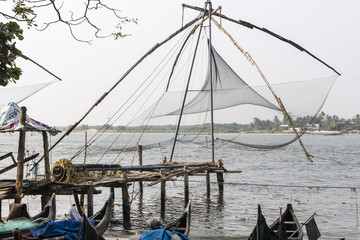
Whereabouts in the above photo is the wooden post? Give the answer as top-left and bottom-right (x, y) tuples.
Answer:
(87, 187), (94, 217)
(15, 106), (27, 203)
(122, 183), (131, 229)
(110, 186), (115, 202)
(13, 228), (22, 240)
(83, 132), (88, 164)
(73, 192), (82, 215)
(184, 166), (189, 207)
(42, 131), (51, 181)
(160, 170), (166, 220)
(137, 145), (143, 195)
(217, 159), (224, 194)
(80, 194), (85, 212)
(206, 170), (211, 199)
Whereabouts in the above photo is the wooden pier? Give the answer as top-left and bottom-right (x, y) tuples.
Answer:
(0, 155), (240, 228)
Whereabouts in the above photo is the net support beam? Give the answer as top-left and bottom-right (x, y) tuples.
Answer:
(212, 18), (313, 162)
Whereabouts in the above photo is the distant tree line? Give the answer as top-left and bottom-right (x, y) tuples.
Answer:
(60, 112), (360, 134)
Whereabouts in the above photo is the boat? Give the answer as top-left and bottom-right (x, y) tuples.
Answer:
(83, 213), (105, 240)
(88, 194), (113, 236)
(0, 193), (56, 239)
(22, 194), (112, 240)
(269, 204), (303, 240)
(248, 205), (278, 240)
(164, 201), (191, 236)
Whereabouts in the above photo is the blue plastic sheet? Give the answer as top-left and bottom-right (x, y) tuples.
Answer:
(30, 219), (95, 240)
(140, 229), (188, 240)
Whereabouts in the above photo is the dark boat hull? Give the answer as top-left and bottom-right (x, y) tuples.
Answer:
(269, 204), (303, 240)
(0, 193), (56, 239)
(164, 201), (191, 236)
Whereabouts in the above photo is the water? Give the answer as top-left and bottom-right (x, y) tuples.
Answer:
(0, 132), (359, 239)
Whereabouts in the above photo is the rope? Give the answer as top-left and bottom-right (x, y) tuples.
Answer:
(176, 179), (359, 190)
(211, 18), (313, 162)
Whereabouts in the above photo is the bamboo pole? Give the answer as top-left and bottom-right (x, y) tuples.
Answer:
(15, 106), (26, 203)
(182, 4), (340, 76)
(211, 18), (313, 162)
(29, 13), (206, 173)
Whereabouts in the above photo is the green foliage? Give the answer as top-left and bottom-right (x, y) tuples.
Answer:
(62, 112), (360, 134)
(0, 21), (24, 86)
(12, 0), (36, 27)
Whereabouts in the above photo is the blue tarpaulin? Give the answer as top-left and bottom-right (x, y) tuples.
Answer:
(140, 229), (188, 240)
(30, 219), (95, 240)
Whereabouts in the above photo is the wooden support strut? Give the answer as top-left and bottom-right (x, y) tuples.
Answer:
(137, 145), (143, 195)
(87, 187), (94, 217)
(184, 166), (189, 207)
(160, 170), (166, 220)
(15, 106), (26, 203)
(42, 131), (51, 181)
(122, 182), (131, 229)
(206, 170), (211, 199)
(216, 159), (224, 193)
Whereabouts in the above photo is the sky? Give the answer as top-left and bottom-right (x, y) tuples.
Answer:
(1, 0), (360, 126)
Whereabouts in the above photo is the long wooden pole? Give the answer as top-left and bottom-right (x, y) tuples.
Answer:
(182, 4), (340, 76)
(15, 106), (26, 203)
(30, 13), (206, 172)
(211, 18), (313, 162)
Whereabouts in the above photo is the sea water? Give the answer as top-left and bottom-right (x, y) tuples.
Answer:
(0, 133), (359, 239)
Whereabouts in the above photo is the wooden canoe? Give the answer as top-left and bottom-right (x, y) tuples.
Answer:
(164, 201), (191, 236)
(0, 193), (56, 239)
(269, 204), (303, 240)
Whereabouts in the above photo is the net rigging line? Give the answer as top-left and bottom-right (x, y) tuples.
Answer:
(107, 26), (214, 164)
(69, 27), (194, 163)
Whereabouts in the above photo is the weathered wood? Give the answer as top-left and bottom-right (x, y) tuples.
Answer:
(0, 152), (15, 163)
(122, 183), (131, 229)
(184, 166), (189, 207)
(73, 192), (82, 215)
(42, 131), (51, 181)
(137, 145), (143, 195)
(87, 187), (94, 217)
(206, 170), (211, 199)
(0, 153), (39, 175)
(217, 159), (224, 193)
(80, 193), (85, 212)
(110, 187), (115, 202)
(15, 106), (26, 203)
(13, 228), (22, 240)
(160, 170), (166, 220)
(41, 194), (51, 210)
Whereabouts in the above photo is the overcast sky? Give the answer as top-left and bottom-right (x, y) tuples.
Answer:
(2, 0), (360, 126)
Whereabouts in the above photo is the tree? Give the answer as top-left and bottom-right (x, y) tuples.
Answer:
(0, 21), (23, 86)
(0, 0), (136, 86)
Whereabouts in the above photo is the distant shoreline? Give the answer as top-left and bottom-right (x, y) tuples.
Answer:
(61, 130), (346, 136)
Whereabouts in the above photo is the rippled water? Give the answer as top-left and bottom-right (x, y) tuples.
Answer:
(0, 133), (359, 239)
